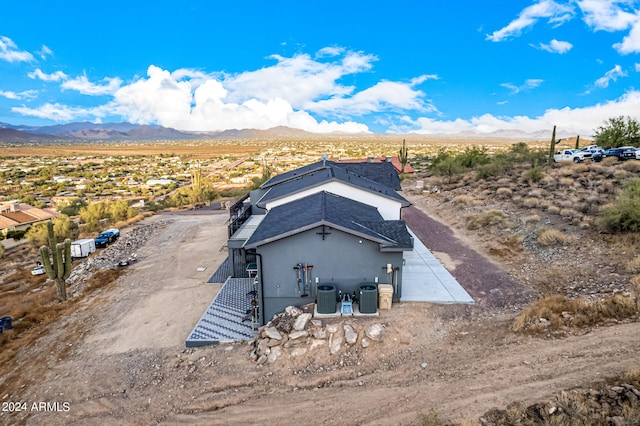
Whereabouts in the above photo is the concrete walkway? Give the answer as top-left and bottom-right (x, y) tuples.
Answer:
(401, 228), (474, 304)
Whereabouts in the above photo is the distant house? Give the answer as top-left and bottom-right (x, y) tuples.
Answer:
(0, 202), (59, 236)
(226, 160), (413, 324)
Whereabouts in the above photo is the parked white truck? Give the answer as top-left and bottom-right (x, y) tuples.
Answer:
(70, 238), (96, 259)
(553, 149), (592, 163)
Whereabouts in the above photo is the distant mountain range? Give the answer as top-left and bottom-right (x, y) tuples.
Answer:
(0, 121), (561, 143)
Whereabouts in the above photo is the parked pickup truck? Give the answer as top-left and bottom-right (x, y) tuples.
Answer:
(95, 228), (120, 248)
(553, 149), (592, 163)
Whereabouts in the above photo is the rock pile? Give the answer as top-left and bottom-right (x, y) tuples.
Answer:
(249, 305), (385, 364)
(69, 218), (173, 296)
(481, 383), (640, 425)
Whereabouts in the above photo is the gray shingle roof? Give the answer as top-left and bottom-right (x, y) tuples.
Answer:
(261, 160), (401, 191)
(245, 191), (413, 251)
(256, 163), (409, 208)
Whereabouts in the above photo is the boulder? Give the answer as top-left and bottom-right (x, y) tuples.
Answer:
(264, 326), (282, 340)
(289, 330), (308, 340)
(365, 324), (384, 342)
(344, 324), (358, 344)
(267, 346), (282, 363)
(293, 313), (312, 331)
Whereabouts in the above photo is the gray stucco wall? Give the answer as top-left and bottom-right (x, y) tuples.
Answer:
(255, 225), (404, 321)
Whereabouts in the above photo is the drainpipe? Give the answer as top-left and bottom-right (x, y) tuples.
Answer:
(254, 252), (265, 326)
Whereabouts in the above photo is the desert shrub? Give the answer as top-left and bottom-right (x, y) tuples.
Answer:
(626, 256), (640, 274)
(466, 209), (505, 230)
(547, 205), (561, 215)
(513, 293), (638, 334)
(537, 228), (573, 246)
(600, 178), (640, 233)
(559, 177), (575, 186)
(523, 197), (540, 208)
(522, 164), (545, 183)
(496, 187), (512, 198)
(452, 195), (474, 205)
(602, 156), (620, 165)
(475, 160), (506, 179)
(560, 208), (581, 220)
(524, 214), (540, 224)
(6, 230), (27, 240)
(622, 160), (640, 173)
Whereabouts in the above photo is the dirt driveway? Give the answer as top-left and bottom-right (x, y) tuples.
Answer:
(4, 207), (640, 425)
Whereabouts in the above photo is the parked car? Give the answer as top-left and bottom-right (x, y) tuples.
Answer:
(621, 147), (639, 161)
(602, 147), (627, 160)
(580, 145), (604, 161)
(95, 229), (119, 248)
(31, 263), (45, 275)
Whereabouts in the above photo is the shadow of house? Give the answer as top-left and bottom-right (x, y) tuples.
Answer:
(225, 160), (413, 325)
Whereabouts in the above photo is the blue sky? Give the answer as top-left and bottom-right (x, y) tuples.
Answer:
(1, 0), (639, 137)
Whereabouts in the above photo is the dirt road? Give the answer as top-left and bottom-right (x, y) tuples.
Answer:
(3, 207), (640, 425)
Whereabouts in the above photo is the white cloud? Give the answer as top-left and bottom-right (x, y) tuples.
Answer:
(0, 36), (34, 62)
(15, 47), (425, 133)
(594, 64), (627, 88)
(106, 61), (373, 133)
(501, 79), (544, 94)
(0, 89), (38, 101)
(307, 80), (431, 116)
(224, 51), (377, 109)
(12, 103), (95, 121)
(486, 0), (574, 42)
(28, 68), (68, 82)
(577, 0), (637, 32)
(37, 44), (53, 60)
(405, 90), (640, 137)
(61, 74), (122, 95)
(636, 63), (640, 71)
(536, 39), (573, 53)
(613, 16), (640, 53)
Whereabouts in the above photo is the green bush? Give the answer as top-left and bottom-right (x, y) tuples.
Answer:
(600, 178), (640, 233)
(7, 229), (27, 240)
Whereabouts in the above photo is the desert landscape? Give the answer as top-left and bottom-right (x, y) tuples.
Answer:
(2, 137), (640, 425)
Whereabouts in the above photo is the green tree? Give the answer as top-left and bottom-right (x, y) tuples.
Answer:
(27, 215), (75, 247)
(432, 156), (465, 183)
(59, 198), (87, 216)
(594, 116), (640, 148)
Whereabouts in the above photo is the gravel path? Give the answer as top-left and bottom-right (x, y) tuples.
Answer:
(402, 205), (535, 308)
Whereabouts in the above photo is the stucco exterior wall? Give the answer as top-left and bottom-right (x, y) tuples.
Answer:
(255, 225), (404, 321)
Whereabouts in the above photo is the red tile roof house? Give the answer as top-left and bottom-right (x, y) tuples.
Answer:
(0, 202), (59, 236)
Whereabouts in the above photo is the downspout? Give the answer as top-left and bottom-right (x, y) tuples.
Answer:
(254, 252), (265, 326)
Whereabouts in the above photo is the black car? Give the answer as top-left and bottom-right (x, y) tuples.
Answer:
(602, 148), (626, 160)
(621, 147), (639, 161)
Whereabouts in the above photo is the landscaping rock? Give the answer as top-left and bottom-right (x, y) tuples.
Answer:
(264, 327), (282, 340)
(365, 324), (384, 342)
(293, 313), (312, 331)
(344, 324), (358, 344)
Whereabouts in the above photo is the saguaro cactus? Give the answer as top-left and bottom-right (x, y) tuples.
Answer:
(575, 135), (580, 150)
(548, 125), (557, 164)
(399, 139), (409, 175)
(39, 221), (72, 302)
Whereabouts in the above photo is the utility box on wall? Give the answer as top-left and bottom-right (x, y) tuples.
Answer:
(378, 284), (394, 310)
